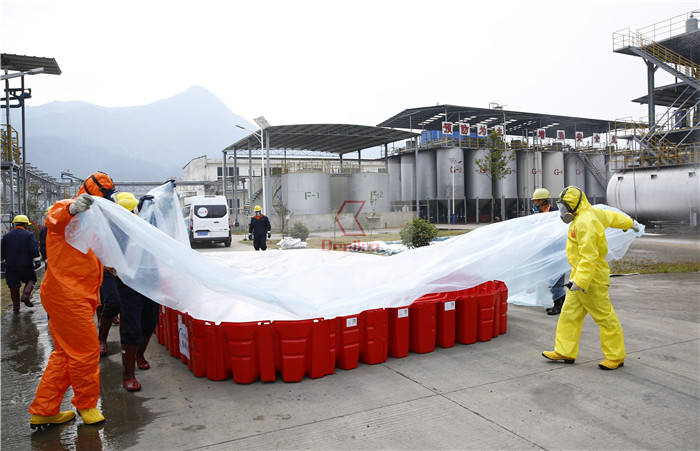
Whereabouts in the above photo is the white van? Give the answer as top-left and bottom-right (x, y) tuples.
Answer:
(183, 195), (231, 247)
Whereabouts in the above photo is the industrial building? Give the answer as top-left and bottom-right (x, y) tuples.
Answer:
(606, 11), (700, 225)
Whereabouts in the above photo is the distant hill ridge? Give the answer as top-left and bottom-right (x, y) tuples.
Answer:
(19, 85), (254, 180)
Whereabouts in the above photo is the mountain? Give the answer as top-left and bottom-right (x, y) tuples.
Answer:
(18, 86), (254, 181)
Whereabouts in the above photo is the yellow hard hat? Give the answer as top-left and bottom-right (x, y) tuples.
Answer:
(12, 214), (31, 225)
(117, 192), (139, 211)
(531, 188), (551, 201)
(254, 205), (262, 212)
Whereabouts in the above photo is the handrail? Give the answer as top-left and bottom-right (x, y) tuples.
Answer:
(613, 11), (697, 50)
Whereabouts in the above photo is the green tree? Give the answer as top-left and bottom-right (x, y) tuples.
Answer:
(474, 130), (514, 182)
(400, 217), (438, 248)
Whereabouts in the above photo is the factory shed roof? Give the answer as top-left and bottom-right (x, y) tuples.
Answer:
(1, 53), (62, 75)
(377, 104), (618, 139)
(225, 124), (419, 155)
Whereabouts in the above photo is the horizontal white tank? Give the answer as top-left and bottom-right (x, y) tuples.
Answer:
(607, 167), (700, 221)
(542, 152), (565, 198)
(401, 154), (415, 201)
(387, 157), (401, 202)
(282, 172), (332, 215)
(466, 149), (492, 199)
(564, 153), (586, 191)
(494, 149), (517, 198)
(348, 172), (391, 213)
(417, 150), (437, 200)
(436, 147), (465, 199)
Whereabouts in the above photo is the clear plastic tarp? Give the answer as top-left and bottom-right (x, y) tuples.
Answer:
(65, 185), (644, 323)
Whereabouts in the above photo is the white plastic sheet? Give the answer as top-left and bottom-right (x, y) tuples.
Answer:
(65, 188), (643, 323)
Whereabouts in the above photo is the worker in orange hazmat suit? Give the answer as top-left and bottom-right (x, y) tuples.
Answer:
(29, 172), (116, 429)
(542, 186), (639, 371)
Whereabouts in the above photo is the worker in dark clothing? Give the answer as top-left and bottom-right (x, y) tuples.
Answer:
(97, 268), (121, 356)
(1, 215), (41, 312)
(248, 205), (271, 251)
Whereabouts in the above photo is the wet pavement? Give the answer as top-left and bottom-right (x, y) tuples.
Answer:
(1, 243), (698, 450)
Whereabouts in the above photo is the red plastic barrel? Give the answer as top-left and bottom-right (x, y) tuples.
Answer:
(165, 308), (181, 359)
(203, 321), (232, 381)
(498, 281), (508, 335)
(410, 300), (437, 354)
(475, 284), (495, 342)
(455, 289), (478, 345)
(436, 296), (456, 348)
(221, 320), (274, 384)
(186, 316), (207, 377)
(179, 313), (190, 365)
(336, 314), (361, 370)
(388, 306), (410, 358)
(156, 305), (167, 346)
(492, 282), (501, 339)
(273, 319), (316, 382)
(310, 319), (335, 379)
(359, 309), (388, 365)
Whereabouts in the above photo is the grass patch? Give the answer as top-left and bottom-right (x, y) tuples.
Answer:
(610, 259), (700, 275)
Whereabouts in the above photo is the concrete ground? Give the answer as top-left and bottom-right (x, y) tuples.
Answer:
(1, 237), (698, 450)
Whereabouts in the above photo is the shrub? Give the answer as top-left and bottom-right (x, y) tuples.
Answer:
(400, 217), (438, 248)
(290, 222), (309, 241)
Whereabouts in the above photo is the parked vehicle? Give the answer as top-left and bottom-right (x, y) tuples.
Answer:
(183, 195), (231, 247)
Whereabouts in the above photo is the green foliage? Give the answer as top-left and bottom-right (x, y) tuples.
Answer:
(400, 217), (438, 248)
(474, 130), (514, 181)
(290, 222), (309, 241)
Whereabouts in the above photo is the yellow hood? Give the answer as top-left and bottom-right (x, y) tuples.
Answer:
(558, 186), (591, 216)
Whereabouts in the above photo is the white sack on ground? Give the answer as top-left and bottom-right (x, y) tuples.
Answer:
(65, 192), (643, 323)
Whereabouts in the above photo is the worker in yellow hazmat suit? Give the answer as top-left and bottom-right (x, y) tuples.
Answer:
(542, 186), (640, 370)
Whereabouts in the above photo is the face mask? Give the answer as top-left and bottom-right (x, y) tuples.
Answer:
(532, 204), (540, 214)
(558, 202), (574, 224)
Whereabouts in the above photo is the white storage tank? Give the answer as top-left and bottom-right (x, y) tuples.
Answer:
(400, 154), (415, 201)
(282, 172), (332, 215)
(387, 157), (401, 203)
(542, 152), (565, 197)
(494, 149), (517, 198)
(417, 150), (437, 200)
(349, 173), (391, 213)
(564, 152), (586, 190)
(607, 167), (699, 221)
(466, 149), (493, 199)
(517, 150), (542, 199)
(330, 174), (351, 213)
(584, 153), (607, 202)
(436, 147), (466, 200)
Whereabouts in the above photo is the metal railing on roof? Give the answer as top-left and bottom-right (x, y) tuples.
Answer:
(613, 11), (698, 50)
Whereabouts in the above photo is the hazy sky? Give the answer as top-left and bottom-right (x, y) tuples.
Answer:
(2, 0), (698, 127)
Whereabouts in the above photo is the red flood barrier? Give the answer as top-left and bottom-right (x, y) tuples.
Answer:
(387, 306), (410, 358)
(410, 296), (437, 354)
(336, 314), (361, 370)
(359, 309), (388, 365)
(156, 280), (508, 384)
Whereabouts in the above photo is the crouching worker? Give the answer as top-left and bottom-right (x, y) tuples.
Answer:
(29, 171), (116, 429)
(248, 205), (271, 251)
(542, 186), (640, 371)
(115, 193), (159, 392)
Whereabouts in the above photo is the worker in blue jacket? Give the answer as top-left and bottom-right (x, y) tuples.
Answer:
(1, 215), (41, 312)
(248, 205), (271, 251)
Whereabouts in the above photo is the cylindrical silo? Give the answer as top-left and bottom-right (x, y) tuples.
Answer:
(564, 152), (586, 189)
(349, 173), (391, 213)
(436, 147), (466, 200)
(542, 152), (565, 197)
(417, 150), (437, 200)
(494, 149), (517, 198)
(400, 154), (415, 202)
(282, 172), (331, 215)
(387, 157), (401, 203)
(466, 148), (493, 199)
(330, 174), (351, 213)
(607, 167), (700, 221)
(517, 150), (542, 199)
(584, 153), (607, 202)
